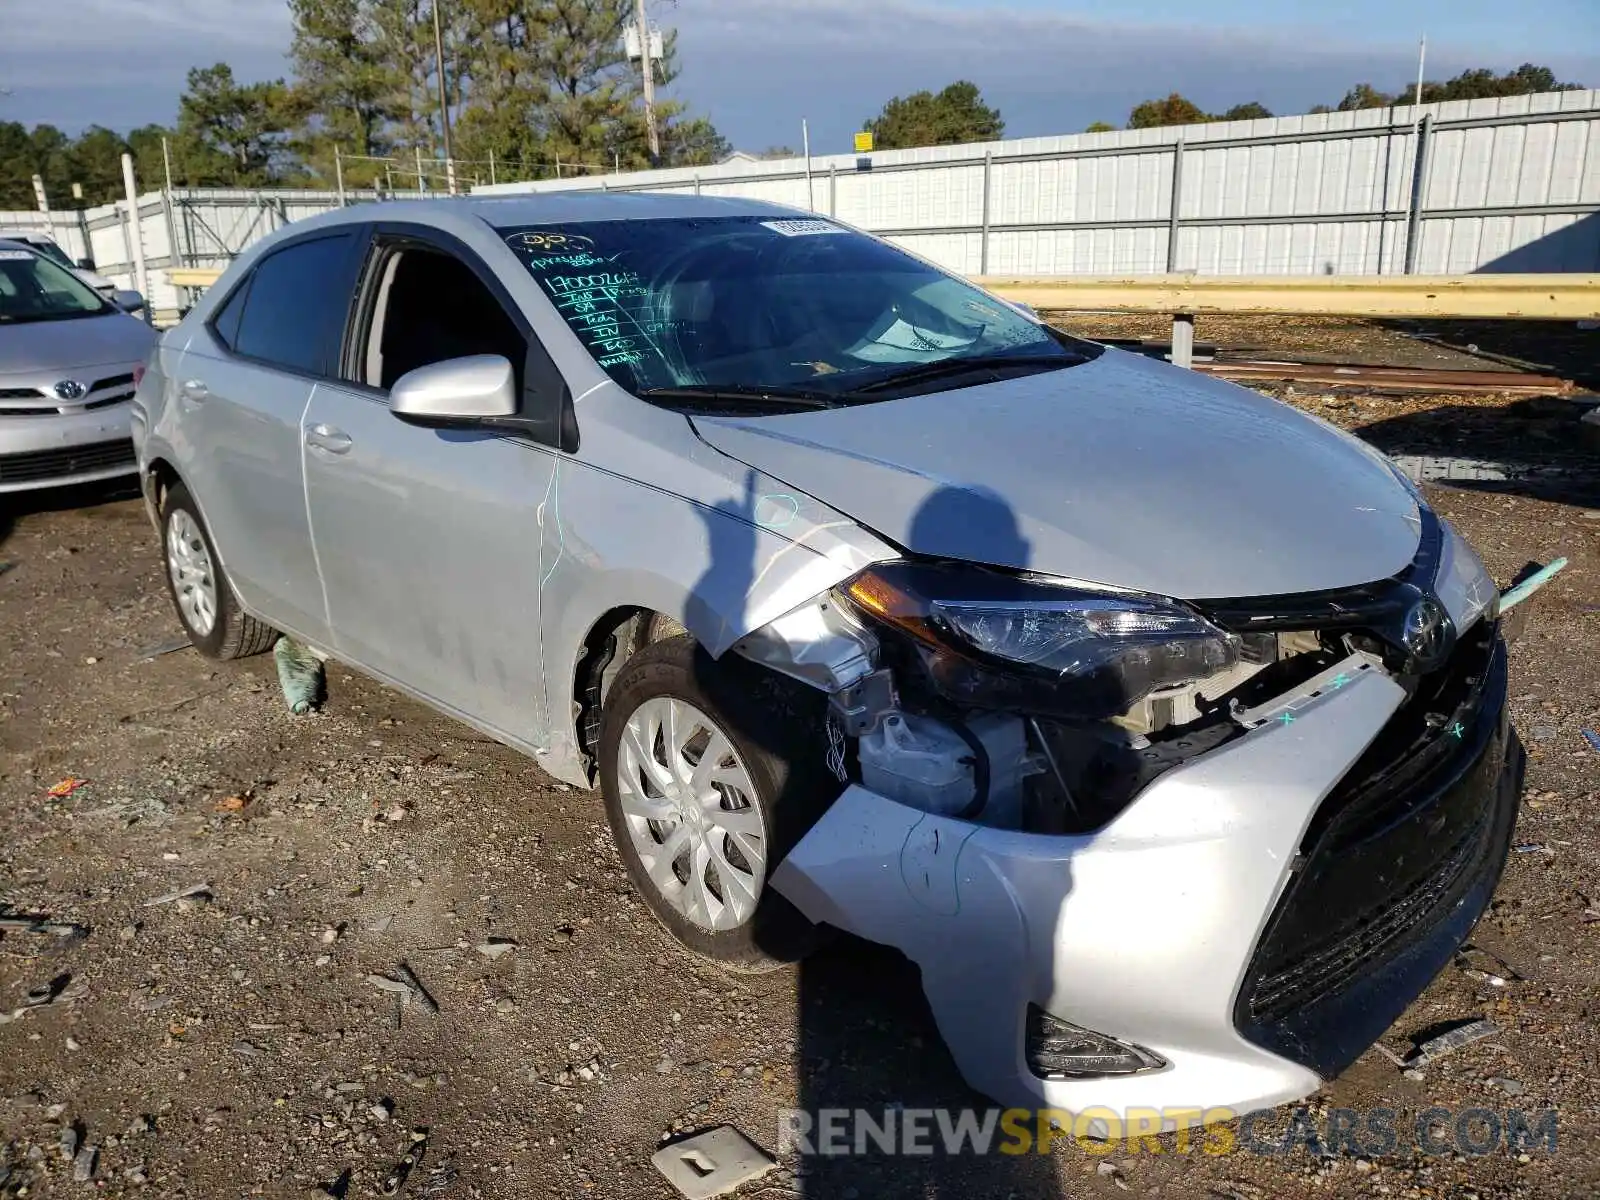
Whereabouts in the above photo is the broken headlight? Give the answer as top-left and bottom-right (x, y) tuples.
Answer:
(841, 562), (1239, 720)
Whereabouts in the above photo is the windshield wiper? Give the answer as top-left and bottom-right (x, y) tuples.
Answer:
(844, 351), (1086, 395)
(638, 384), (844, 409)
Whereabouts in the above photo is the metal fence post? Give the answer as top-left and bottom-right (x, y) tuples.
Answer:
(160, 186), (182, 312)
(1166, 137), (1185, 273)
(828, 163), (837, 217)
(75, 208), (92, 269)
(980, 150), (993, 275)
(1167, 138), (1189, 357)
(335, 146), (347, 207)
(1403, 114), (1434, 274)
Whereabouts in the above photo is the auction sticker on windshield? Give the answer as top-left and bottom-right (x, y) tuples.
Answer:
(760, 219), (845, 237)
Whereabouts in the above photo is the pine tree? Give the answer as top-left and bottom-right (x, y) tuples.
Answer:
(288, 0), (408, 185)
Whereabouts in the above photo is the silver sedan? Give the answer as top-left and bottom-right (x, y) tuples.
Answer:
(131, 195), (1521, 1122)
(0, 240), (152, 494)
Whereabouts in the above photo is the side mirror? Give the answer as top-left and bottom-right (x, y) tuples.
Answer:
(111, 289), (145, 313)
(77, 257), (97, 270)
(391, 354), (517, 427)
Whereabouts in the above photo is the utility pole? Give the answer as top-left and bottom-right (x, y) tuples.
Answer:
(432, 0), (456, 193)
(1414, 36), (1427, 109)
(633, 0), (659, 162)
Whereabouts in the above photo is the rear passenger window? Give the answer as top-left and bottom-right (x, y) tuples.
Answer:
(209, 277), (250, 350)
(233, 234), (355, 375)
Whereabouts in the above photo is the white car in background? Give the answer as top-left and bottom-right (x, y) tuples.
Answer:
(0, 240), (153, 493)
(0, 228), (118, 298)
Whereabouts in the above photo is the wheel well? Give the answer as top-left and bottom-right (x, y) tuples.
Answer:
(141, 456), (181, 524)
(145, 456), (180, 506)
(572, 607), (689, 779)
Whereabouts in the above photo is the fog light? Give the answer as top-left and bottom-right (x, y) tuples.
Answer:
(1025, 1005), (1167, 1079)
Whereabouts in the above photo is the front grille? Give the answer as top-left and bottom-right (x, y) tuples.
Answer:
(84, 390), (135, 411)
(0, 439), (136, 484)
(0, 389), (133, 417)
(91, 372), (135, 392)
(1246, 805), (1488, 1018)
(1234, 624), (1520, 1076)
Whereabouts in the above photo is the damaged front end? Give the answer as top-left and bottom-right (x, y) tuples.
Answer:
(732, 509), (1523, 1116)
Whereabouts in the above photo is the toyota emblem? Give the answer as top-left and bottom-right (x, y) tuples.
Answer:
(1401, 593), (1454, 670)
(52, 379), (87, 400)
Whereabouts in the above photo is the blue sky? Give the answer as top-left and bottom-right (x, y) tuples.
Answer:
(970, 0), (1592, 43)
(2, 0), (1596, 159)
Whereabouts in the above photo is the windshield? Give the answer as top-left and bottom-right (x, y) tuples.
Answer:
(26, 239), (75, 269)
(497, 216), (1097, 404)
(0, 247), (108, 323)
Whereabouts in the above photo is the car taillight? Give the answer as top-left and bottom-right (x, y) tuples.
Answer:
(132, 363), (146, 387)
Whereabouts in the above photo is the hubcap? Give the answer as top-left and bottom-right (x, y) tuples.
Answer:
(617, 697), (766, 932)
(166, 509), (217, 637)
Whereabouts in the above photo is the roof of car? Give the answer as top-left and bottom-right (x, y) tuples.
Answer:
(314, 191), (802, 230)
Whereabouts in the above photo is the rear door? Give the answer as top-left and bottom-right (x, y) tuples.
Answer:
(301, 224), (563, 744)
(176, 230), (364, 643)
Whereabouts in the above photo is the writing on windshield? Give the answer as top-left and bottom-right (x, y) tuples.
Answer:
(498, 216), (1088, 402)
(543, 270), (655, 369)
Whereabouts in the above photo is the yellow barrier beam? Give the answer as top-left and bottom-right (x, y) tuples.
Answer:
(979, 273), (1600, 321)
(168, 267), (224, 288)
(168, 266), (1599, 326)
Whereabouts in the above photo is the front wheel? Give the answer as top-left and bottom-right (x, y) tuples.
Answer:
(598, 635), (836, 971)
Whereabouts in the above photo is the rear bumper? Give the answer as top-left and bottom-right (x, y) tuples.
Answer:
(771, 632), (1519, 1120)
(0, 403), (135, 494)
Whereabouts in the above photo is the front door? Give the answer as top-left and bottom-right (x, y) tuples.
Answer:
(302, 231), (559, 745)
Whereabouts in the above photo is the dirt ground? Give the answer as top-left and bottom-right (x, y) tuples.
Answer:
(2, 323), (1599, 1198)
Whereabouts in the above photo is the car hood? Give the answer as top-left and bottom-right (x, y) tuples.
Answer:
(690, 349), (1422, 600)
(0, 311), (155, 378)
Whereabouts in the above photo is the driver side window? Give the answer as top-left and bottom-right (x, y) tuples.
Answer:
(363, 244), (526, 392)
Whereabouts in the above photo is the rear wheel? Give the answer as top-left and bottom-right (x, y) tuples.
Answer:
(598, 635), (837, 971)
(160, 481), (276, 660)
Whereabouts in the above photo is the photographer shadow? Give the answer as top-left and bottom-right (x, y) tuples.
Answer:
(690, 476), (1069, 1197)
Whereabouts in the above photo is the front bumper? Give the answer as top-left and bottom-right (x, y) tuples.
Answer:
(771, 630), (1519, 1119)
(0, 402), (136, 494)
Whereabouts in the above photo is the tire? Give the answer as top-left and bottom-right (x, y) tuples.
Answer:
(599, 635), (839, 971)
(159, 481), (276, 660)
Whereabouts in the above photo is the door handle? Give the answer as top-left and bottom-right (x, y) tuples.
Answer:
(305, 423), (353, 455)
(179, 379), (208, 403)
